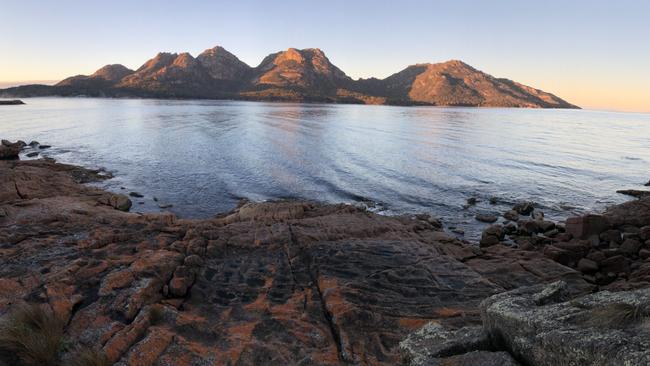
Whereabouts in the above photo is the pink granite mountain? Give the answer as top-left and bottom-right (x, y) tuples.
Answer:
(1, 45), (578, 108)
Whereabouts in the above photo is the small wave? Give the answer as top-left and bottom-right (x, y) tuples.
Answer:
(622, 156), (642, 161)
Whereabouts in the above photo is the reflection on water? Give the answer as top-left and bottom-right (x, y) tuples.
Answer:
(2, 98), (649, 240)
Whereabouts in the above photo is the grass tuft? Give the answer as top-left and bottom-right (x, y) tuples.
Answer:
(0, 304), (65, 366)
(579, 302), (650, 329)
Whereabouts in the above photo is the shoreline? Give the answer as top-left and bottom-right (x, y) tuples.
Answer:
(1, 146), (649, 364)
(4, 95), (584, 112)
(9, 135), (638, 244)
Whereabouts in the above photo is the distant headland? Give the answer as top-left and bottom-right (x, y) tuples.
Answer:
(0, 99), (24, 105)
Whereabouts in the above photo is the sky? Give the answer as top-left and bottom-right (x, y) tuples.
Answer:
(1, 0), (649, 112)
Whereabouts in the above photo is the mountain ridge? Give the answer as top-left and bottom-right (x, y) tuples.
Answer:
(0, 45), (579, 108)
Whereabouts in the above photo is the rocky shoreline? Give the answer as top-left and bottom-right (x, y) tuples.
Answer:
(1, 143), (649, 365)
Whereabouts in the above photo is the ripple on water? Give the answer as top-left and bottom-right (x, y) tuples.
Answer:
(1, 98), (649, 241)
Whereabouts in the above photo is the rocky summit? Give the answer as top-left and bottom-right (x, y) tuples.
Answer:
(0, 45), (578, 108)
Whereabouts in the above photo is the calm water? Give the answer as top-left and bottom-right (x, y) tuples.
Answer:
(2, 98), (649, 239)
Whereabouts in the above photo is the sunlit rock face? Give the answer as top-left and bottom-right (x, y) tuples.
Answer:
(196, 46), (251, 81)
(2, 45), (579, 108)
(370, 60), (577, 108)
(252, 48), (352, 90)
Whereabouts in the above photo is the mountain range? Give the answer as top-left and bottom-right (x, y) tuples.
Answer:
(0, 45), (578, 108)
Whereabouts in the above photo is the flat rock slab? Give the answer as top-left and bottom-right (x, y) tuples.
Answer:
(481, 281), (650, 366)
(0, 159), (593, 365)
(430, 351), (520, 366)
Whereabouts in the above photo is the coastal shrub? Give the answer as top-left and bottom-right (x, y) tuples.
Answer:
(0, 304), (65, 366)
(579, 302), (650, 329)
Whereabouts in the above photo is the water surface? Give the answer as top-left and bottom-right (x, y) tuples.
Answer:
(2, 98), (649, 240)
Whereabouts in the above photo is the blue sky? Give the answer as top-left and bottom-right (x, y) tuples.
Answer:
(1, 0), (649, 111)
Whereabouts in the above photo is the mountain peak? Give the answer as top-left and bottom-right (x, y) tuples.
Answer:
(173, 53), (197, 68)
(252, 47), (351, 91)
(442, 59), (470, 66)
(197, 45), (250, 80)
(90, 64), (133, 81)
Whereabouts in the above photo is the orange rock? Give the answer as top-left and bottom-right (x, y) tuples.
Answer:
(122, 327), (174, 366)
(99, 269), (135, 296)
(103, 310), (151, 363)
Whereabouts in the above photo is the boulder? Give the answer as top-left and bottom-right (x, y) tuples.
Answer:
(542, 245), (583, 266)
(640, 249), (650, 259)
(476, 213), (498, 223)
(599, 229), (622, 244)
(503, 222), (517, 235)
(565, 214), (610, 239)
(537, 220), (555, 232)
(620, 238), (642, 256)
(399, 323), (490, 366)
(512, 201), (535, 215)
(480, 225), (504, 247)
(518, 219), (539, 235)
(605, 197), (650, 227)
(503, 210), (519, 221)
(98, 193), (133, 211)
(586, 234), (601, 248)
(639, 226), (650, 241)
(577, 258), (599, 273)
(586, 250), (606, 264)
(183, 254), (204, 267)
(0, 139), (24, 159)
(600, 255), (629, 274)
(481, 281), (650, 366)
(168, 266), (195, 297)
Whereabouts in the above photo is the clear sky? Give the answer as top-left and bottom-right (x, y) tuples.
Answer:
(1, 0), (648, 112)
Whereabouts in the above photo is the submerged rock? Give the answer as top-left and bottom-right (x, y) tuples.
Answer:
(476, 213), (498, 223)
(617, 189), (650, 199)
(512, 201), (535, 215)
